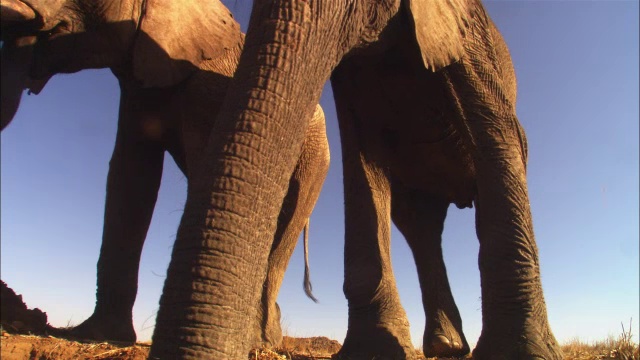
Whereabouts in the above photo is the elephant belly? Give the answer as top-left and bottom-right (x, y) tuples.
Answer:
(370, 84), (477, 208)
(336, 36), (478, 208)
(389, 133), (476, 209)
(375, 53), (477, 208)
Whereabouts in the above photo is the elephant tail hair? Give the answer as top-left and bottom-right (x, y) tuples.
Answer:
(303, 219), (318, 303)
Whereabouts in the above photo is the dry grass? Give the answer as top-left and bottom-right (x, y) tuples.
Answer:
(251, 336), (341, 359)
(561, 319), (639, 360)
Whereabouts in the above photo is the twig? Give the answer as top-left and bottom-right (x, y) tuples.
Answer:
(91, 348), (127, 359)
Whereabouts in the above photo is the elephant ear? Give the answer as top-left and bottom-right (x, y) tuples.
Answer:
(132, 0), (241, 88)
(404, 0), (473, 71)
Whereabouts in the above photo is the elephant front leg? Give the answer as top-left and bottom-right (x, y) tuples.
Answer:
(391, 185), (469, 358)
(67, 111), (165, 344)
(254, 106), (330, 348)
(443, 58), (562, 359)
(337, 150), (415, 360)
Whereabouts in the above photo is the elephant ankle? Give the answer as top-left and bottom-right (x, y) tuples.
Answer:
(93, 303), (133, 320)
(474, 320), (562, 360)
(339, 319), (417, 360)
(347, 290), (407, 322)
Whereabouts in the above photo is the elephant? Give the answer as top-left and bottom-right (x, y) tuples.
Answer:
(0, 0), (330, 348)
(107, 0), (562, 359)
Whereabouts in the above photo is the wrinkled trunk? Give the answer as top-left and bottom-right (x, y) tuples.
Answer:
(1, 38), (32, 130)
(1, 0), (36, 24)
(1, 0), (57, 130)
(149, 1), (342, 358)
(3, 0), (66, 27)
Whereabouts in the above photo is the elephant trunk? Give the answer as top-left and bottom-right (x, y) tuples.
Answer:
(149, 1), (340, 358)
(0, 0), (34, 130)
(2, 0), (66, 29)
(1, 37), (34, 130)
(0, 0), (57, 130)
(1, 0), (65, 40)
(1, 0), (36, 23)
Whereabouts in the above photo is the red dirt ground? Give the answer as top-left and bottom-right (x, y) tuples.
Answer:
(0, 280), (342, 359)
(3, 280), (638, 359)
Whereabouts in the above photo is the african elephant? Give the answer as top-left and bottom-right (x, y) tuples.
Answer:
(133, 0), (561, 359)
(0, 0), (330, 348)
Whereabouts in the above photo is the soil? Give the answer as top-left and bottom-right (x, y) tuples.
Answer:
(0, 280), (341, 359)
(1, 334), (150, 360)
(4, 280), (637, 360)
(277, 336), (342, 358)
(0, 333), (343, 360)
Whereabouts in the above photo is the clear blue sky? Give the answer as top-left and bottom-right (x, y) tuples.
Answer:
(1, 0), (638, 347)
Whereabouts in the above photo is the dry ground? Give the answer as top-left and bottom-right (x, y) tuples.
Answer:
(3, 333), (639, 360)
(0, 334), (341, 360)
(1, 334), (149, 360)
(2, 280), (638, 359)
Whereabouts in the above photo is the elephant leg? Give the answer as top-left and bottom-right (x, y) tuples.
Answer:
(337, 146), (415, 360)
(391, 184), (469, 357)
(67, 95), (165, 344)
(254, 106), (330, 348)
(332, 67), (416, 360)
(442, 49), (562, 359)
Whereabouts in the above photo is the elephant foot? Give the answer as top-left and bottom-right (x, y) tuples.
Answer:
(472, 323), (563, 360)
(251, 302), (283, 349)
(424, 333), (469, 358)
(334, 315), (416, 360)
(48, 313), (136, 345)
(423, 313), (470, 358)
(252, 320), (283, 349)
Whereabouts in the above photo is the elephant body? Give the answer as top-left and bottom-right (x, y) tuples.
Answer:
(4, 0), (564, 358)
(0, 0), (329, 348)
(134, 0), (561, 359)
(330, 14), (534, 357)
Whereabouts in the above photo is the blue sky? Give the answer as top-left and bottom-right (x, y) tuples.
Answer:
(1, 0), (638, 347)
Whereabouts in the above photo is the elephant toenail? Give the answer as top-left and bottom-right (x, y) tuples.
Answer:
(431, 335), (453, 352)
(434, 335), (450, 344)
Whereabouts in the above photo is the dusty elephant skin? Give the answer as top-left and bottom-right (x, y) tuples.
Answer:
(137, 0), (562, 359)
(0, 0), (329, 350)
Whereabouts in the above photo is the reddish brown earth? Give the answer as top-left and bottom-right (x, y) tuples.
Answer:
(2, 280), (638, 359)
(0, 333), (341, 360)
(1, 334), (150, 360)
(0, 280), (341, 359)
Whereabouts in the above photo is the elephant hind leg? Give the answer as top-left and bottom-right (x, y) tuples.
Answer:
(253, 105), (330, 348)
(391, 184), (469, 357)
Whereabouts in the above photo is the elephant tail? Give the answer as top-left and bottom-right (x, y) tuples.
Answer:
(303, 219), (318, 303)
